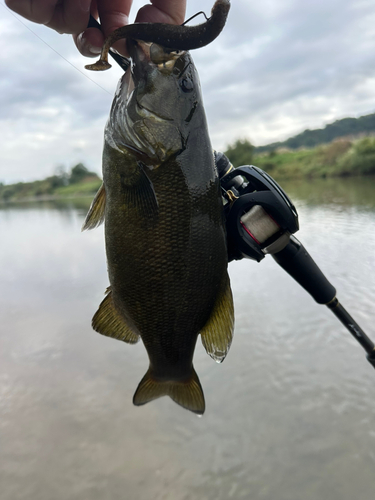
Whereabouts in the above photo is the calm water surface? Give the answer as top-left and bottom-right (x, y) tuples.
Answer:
(1, 177), (375, 500)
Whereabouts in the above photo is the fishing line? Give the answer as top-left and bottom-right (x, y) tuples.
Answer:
(1, 3), (111, 95)
(182, 11), (208, 26)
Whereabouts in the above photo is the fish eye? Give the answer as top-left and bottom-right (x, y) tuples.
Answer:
(180, 76), (194, 93)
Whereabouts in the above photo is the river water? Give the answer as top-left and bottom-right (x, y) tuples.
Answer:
(1, 176), (375, 500)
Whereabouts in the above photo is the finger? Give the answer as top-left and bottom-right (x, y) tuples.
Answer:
(5, 0), (57, 24)
(45, 0), (92, 34)
(72, 0), (102, 57)
(90, 0), (99, 21)
(135, 0), (186, 25)
(73, 28), (104, 57)
(98, 0), (133, 36)
(97, 0), (133, 56)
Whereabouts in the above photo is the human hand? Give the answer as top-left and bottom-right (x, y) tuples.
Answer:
(5, 0), (187, 57)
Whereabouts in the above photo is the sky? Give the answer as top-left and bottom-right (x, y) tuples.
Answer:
(1, 0), (375, 183)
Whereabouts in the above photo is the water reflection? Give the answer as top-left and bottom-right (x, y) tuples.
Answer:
(280, 174), (375, 208)
(0, 177), (375, 500)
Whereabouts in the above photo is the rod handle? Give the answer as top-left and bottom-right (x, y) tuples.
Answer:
(272, 235), (336, 304)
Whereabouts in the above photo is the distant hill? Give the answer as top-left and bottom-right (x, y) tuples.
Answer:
(255, 112), (375, 153)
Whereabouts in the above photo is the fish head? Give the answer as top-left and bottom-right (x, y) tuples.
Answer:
(129, 39), (198, 122)
(107, 40), (201, 165)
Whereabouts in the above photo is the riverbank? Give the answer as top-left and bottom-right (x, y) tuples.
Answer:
(0, 164), (101, 204)
(2, 135), (375, 203)
(228, 136), (375, 181)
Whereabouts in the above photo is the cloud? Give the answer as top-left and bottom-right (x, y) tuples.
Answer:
(1, 0), (375, 182)
(191, 0), (375, 147)
(0, 3), (125, 182)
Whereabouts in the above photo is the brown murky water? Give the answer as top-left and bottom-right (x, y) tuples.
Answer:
(1, 176), (375, 500)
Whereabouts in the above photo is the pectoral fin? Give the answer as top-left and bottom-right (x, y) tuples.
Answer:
(133, 367), (205, 415)
(82, 183), (106, 231)
(121, 162), (158, 217)
(200, 276), (234, 363)
(92, 288), (139, 344)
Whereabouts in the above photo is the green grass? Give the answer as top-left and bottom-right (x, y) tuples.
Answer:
(0, 175), (101, 203)
(250, 138), (373, 181)
(54, 178), (102, 197)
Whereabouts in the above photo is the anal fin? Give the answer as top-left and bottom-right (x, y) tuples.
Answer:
(82, 183), (106, 231)
(133, 367), (205, 415)
(200, 276), (234, 363)
(92, 288), (139, 344)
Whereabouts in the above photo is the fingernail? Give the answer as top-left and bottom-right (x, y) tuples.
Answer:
(77, 32), (102, 56)
(80, 0), (90, 12)
(87, 45), (102, 55)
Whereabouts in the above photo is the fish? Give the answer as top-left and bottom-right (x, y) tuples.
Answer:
(83, 0), (234, 415)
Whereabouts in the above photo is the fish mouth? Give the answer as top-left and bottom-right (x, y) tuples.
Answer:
(128, 39), (185, 77)
(128, 39), (183, 122)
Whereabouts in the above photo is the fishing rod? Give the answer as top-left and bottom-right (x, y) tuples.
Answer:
(216, 151), (375, 369)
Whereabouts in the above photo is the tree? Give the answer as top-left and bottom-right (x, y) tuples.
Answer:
(53, 165), (69, 186)
(338, 137), (375, 175)
(224, 139), (254, 168)
(69, 163), (93, 184)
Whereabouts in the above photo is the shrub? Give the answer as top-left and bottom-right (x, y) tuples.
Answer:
(338, 137), (375, 175)
(224, 139), (254, 168)
(69, 163), (97, 184)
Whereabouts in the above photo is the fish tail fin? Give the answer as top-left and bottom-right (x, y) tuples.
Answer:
(133, 367), (205, 415)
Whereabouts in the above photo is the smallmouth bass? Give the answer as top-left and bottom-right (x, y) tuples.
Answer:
(83, 1), (234, 415)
